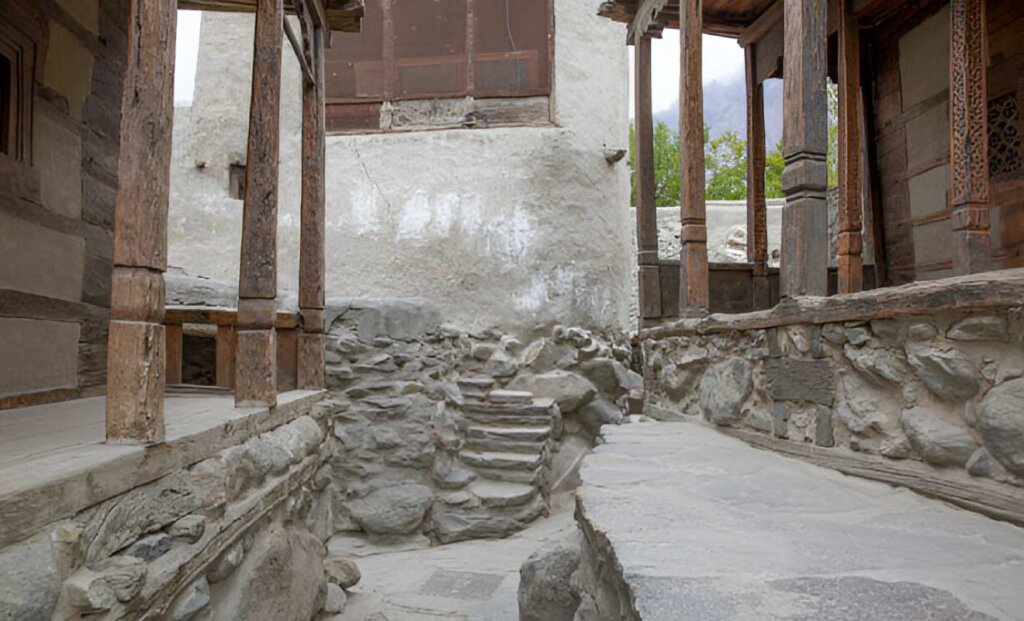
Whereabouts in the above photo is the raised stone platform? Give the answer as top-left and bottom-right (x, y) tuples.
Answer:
(574, 422), (1024, 620)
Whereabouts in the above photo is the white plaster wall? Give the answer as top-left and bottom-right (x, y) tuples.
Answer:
(169, 1), (632, 335)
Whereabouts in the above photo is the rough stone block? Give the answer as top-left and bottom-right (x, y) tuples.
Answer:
(763, 358), (835, 406)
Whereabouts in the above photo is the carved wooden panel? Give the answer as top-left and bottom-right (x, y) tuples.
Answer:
(988, 91), (1021, 182)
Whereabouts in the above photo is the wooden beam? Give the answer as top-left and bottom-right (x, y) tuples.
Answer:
(105, 0), (177, 444)
(236, 0), (284, 407)
(745, 43), (770, 310)
(678, 0), (708, 313)
(949, 0), (992, 275)
(635, 33), (662, 322)
(837, 0), (863, 294)
(298, 22), (327, 389)
(628, 0), (670, 40)
(737, 0), (783, 48)
(283, 16), (315, 85)
(166, 324), (183, 384)
(780, 0), (828, 298)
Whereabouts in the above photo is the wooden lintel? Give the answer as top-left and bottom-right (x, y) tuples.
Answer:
(737, 0), (782, 48)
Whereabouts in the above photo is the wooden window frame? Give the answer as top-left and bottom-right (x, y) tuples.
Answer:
(0, 15), (35, 164)
(325, 0), (554, 133)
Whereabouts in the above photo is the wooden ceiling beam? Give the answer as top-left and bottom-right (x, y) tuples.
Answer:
(737, 0), (782, 47)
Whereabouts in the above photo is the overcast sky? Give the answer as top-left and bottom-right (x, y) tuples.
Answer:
(174, 10), (746, 115)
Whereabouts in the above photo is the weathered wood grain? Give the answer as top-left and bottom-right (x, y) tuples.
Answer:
(837, 0), (864, 294)
(297, 333), (325, 389)
(678, 0), (709, 313)
(635, 33), (662, 322)
(745, 42), (770, 310)
(215, 325), (237, 389)
(105, 0), (177, 443)
(235, 329), (277, 407)
(166, 324), (183, 384)
(781, 0), (828, 298)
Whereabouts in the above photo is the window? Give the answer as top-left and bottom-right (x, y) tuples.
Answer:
(0, 16), (34, 162)
(228, 163), (246, 199)
(325, 0), (553, 133)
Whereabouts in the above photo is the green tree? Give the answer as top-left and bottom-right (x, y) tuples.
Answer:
(629, 121), (681, 207)
(765, 140), (784, 199)
(827, 80), (839, 189)
(705, 130), (747, 200)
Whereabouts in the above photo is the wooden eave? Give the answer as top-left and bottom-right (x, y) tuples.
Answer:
(598, 0), (776, 40)
(177, 0), (364, 33)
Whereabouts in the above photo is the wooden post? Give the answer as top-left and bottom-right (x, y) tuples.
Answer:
(215, 325), (236, 388)
(166, 324), (183, 384)
(236, 0), (284, 407)
(105, 0), (177, 443)
(949, 0), (992, 275)
(635, 33), (662, 323)
(745, 43), (770, 309)
(679, 0), (708, 313)
(298, 21), (327, 389)
(780, 0), (829, 298)
(837, 0), (863, 294)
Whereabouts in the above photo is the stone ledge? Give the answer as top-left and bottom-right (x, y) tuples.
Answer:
(640, 268), (1024, 339)
(0, 389), (325, 548)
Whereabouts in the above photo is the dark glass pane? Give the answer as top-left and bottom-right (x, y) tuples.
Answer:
(393, 0), (467, 98)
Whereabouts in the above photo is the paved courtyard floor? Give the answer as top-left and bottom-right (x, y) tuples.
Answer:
(578, 421), (1024, 621)
(327, 493), (575, 621)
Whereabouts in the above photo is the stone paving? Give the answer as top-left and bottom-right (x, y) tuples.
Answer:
(576, 421), (1024, 620)
(327, 493), (576, 620)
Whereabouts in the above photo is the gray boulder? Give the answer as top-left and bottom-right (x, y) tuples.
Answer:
(978, 378), (1024, 477)
(346, 484), (433, 535)
(518, 530), (582, 621)
(577, 399), (623, 435)
(325, 556), (362, 589)
(698, 358), (753, 426)
(169, 515), (206, 543)
(120, 533), (171, 562)
(329, 298), (441, 341)
(579, 358), (643, 402)
(210, 524), (326, 621)
(844, 345), (906, 385)
(900, 407), (979, 467)
(168, 576), (210, 621)
(64, 557), (147, 613)
(905, 344), (980, 401)
(324, 582), (347, 614)
(947, 315), (1008, 341)
(508, 371), (597, 414)
(0, 534), (60, 621)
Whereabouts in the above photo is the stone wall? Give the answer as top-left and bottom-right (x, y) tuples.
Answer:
(318, 298), (642, 546)
(168, 0), (633, 335)
(640, 271), (1024, 524)
(0, 402), (347, 621)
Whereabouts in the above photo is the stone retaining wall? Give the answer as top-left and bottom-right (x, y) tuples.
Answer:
(0, 403), (342, 621)
(639, 271), (1024, 523)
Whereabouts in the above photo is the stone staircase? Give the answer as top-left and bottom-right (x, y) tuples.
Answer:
(429, 378), (559, 543)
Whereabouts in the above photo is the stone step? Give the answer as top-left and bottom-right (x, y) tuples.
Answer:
(467, 424), (552, 442)
(461, 449), (544, 471)
(487, 389), (534, 405)
(471, 465), (546, 486)
(462, 399), (556, 418)
(463, 437), (547, 454)
(469, 480), (538, 509)
(457, 377), (495, 401)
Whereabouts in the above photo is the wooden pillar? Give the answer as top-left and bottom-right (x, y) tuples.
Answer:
(298, 23), (327, 389)
(679, 0), (708, 313)
(949, 0), (992, 275)
(105, 0), (177, 443)
(635, 33), (661, 323)
(837, 0), (863, 294)
(236, 0), (284, 407)
(166, 324), (183, 384)
(781, 0), (828, 298)
(745, 43), (770, 309)
(215, 325), (236, 388)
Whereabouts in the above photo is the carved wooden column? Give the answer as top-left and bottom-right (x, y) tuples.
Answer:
(679, 0), (708, 313)
(298, 22), (327, 389)
(745, 43), (769, 309)
(105, 0), (177, 443)
(837, 0), (863, 293)
(635, 33), (661, 323)
(236, 0), (284, 407)
(949, 0), (992, 275)
(781, 0), (828, 298)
